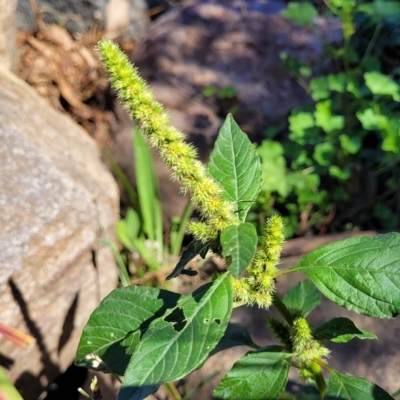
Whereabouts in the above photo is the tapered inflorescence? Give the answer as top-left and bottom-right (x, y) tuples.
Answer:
(232, 215), (285, 308)
(98, 39), (236, 241)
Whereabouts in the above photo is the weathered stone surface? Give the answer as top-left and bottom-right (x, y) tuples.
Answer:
(17, 0), (148, 39)
(111, 0), (341, 220)
(0, 65), (119, 399)
(0, 0), (18, 72)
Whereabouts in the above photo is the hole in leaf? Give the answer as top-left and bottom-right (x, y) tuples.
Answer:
(164, 307), (187, 332)
(203, 318), (209, 323)
(214, 319), (221, 325)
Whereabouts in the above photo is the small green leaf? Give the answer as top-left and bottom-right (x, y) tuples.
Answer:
(207, 114), (262, 221)
(364, 71), (400, 99)
(339, 134), (361, 154)
(313, 142), (335, 166)
(329, 165), (351, 181)
(314, 100), (345, 133)
(75, 286), (180, 376)
(328, 73), (347, 93)
(166, 240), (210, 280)
(211, 323), (260, 355)
(213, 351), (292, 399)
(258, 140), (290, 197)
(326, 372), (393, 400)
(281, 2), (318, 25)
(310, 77), (330, 100)
(120, 274), (233, 397)
(313, 317), (376, 343)
(287, 233), (400, 318)
(221, 223), (258, 278)
(282, 279), (321, 316)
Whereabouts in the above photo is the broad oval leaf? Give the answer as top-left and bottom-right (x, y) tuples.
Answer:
(314, 317), (376, 343)
(221, 223), (258, 278)
(287, 233), (400, 318)
(213, 350), (292, 400)
(207, 114), (262, 221)
(326, 372), (393, 400)
(282, 279), (321, 316)
(75, 286), (180, 375)
(119, 273), (233, 399)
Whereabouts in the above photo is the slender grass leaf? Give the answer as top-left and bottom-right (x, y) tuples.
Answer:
(282, 279), (321, 316)
(213, 351), (292, 400)
(221, 223), (258, 278)
(0, 366), (24, 400)
(75, 286), (180, 376)
(133, 127), (162, 245)
(207, 114), (262, 221)
(286, 233), (400, 318)
(170, 200), (193, 256)
(325, 372), (393, 400)
(210, 323), (260, 356)
(313, 317), (376, 343)
(166, 240), (211, 280)
(119, 273), (232, 397)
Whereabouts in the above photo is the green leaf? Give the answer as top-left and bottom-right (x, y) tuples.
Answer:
(339, 134), (361, 154)
(258, 140), (290, 197)
(282, 279), (321, 316)
(213, 350), (292, 399)
(0, 366), (24, 400)
(328, 73), (347, 93)
(281, 2), (318, 25)
(207, 114), (262, 221)
(325, 372), (393, 400)
(364, 71), (400, 99)
(221, 223), (258, 278)
(314, 317), (376, 343)
(119, 273), (233, 398)
(314, 100), (345, 133)
(313, 142), (335, 166)
(75, 286), (180, 375)
(287, 233), (400, 318)
(134, 127), (162, 246)
(210, 323), (260, 355)
(310, 77), (330, 101)
(166, 239), (211, 280)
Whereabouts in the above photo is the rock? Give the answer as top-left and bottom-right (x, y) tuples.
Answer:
(0, 65), (119, 399)
(111, 0), (341, 220)
(0, 0), (18, 72)
(17, 0), (148, 40)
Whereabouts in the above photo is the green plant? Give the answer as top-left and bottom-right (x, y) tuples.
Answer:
(75, 40), (400, 400)
(254, 0), (400, 236)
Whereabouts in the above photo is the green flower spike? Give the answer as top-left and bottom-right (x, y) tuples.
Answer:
(97, 39), (236, 241)
(232, 215), (285, 308)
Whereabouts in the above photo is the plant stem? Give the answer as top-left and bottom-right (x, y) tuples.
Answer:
(310, 361), (327, 398)
(163, 382), (182, 400)
(272, 292), (294, 326)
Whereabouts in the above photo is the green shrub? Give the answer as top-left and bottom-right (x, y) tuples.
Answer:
(254, 0), (400, 236)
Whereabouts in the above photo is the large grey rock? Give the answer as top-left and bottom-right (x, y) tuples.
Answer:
(0, 65), (119, 399)
(0, 0), (18, 72)
(17, 0), (148, 39)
